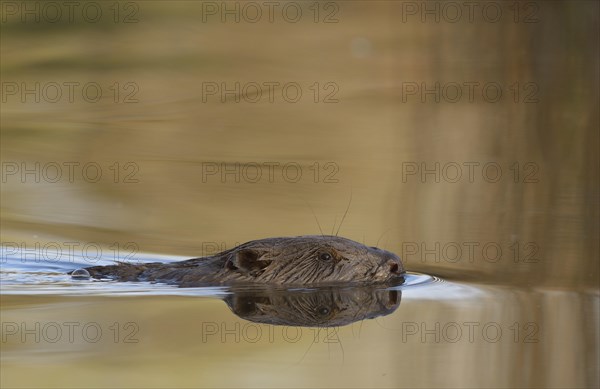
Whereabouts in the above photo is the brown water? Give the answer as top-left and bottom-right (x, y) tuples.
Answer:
(1, 1), (598, 388)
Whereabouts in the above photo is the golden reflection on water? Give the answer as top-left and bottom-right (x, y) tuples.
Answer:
(1, 287), (597, 388)
(0, 1), (598, 388)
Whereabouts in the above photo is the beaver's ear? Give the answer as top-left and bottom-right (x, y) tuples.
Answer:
(227, 249), (272, 274)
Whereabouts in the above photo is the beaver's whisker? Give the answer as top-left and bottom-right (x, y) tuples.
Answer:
(305, 201), (325, 237)
(375, 228), (395, 249)
(335, 190), (353, 237)
(331, 215), (338, 235)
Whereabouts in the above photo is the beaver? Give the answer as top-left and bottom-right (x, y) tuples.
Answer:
(73, 235), (405, 287)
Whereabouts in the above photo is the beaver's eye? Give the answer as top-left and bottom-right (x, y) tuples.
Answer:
(318, 252), (333, 262)
(317, 306), (331, 316)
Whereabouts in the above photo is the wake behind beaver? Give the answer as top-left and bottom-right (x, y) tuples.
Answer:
(71, 235), (405, 287)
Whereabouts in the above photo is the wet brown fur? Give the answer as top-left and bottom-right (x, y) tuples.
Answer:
(78, 235), (404, 287)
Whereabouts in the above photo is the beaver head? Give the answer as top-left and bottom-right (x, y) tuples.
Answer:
(219, 235), (404, 285)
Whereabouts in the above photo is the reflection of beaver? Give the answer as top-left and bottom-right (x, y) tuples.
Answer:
(74, 235), (405, 287)
(225, 286), (401, 327)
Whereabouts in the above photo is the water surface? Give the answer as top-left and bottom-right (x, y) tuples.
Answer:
(1, 1), (598, 388)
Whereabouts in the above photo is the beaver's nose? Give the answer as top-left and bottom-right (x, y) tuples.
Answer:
(388, 261), (400, 274)
(379, 251), (404, 275)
